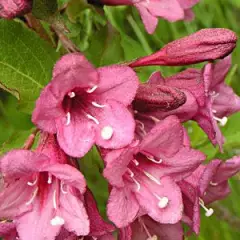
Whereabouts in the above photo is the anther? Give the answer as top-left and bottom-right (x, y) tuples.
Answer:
(210, 181), (218, 186)
(143, 171), (161, 185)
(86, 114), (99, 124)
(146, 155), (162, 164)
(68, 91), (76, 98)
(132, 159), (139, 166)
(50, 216), (65, 226)
(101, 126), (113, 140)
(26, 187), (38, 205)
(154, 194), (169, 208)
(61, 181), (68, 194)
(213, 116), (228, 126)
(86, 85), (98, 93)
(47, 174), (52, 184)
(199, 198), (214, 217)
(212, 109), (217, 114)
(127, 169), (141, 191)
(92, 101), (105, 108)
(66, 112), (71, 126)
(27, 176), (38, 186)
(147, 235), (158, 240)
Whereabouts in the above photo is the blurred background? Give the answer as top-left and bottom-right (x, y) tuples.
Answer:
(1, 0), (240, 239)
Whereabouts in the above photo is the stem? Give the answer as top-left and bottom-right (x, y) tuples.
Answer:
(126, 15), (152, 55)
(23, 128), (39, 150)
(210, 202), (240, 231)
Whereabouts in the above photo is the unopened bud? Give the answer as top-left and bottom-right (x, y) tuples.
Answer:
(0, 0), (32, 19)
(133, 84), (186, 112)
(129, 28), (237, 67)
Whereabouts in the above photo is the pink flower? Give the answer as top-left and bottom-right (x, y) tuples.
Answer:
(0, 135), (89, 240)
(32, 53), (139, 157)
(179, 156), (240, 234)
(0, 0), (32, 19)
(103, 116), (205, 228)
(129, 28), (237, 67)
(0, 222), (17, 240)
(101, 0), (199, 34)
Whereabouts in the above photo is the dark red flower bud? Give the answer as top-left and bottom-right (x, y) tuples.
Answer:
(129, 28), (237, 68)
(133, 84), (186, 112)
(0, 0), (32, 19)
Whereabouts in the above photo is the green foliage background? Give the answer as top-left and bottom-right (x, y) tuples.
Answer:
(0, 0), (240, 239)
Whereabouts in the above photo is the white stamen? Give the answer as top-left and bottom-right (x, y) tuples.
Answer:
(212, 109), (217, 114)
(127, 169), (141, 191)
(27, 176), (38, 186)
(143, 171), (161, 185)
(47, 174), (52, 184)
(101, 126), (113, 140)
(154, 194), (169, 208)
(86, 114), (99, 124)
(92, 101), (105, 108)
(146, 155), (162, 164)
(66, 112), (71, 126)
(199, 198), (214, 217)
(61, 181), (68, 194)
(210, 181), (218, 186)
(68, 91), (76, 98)
(26, 187), (38, 205)
(50, 216), (65, 226)
(147, 235), (158, 240)
(53, 190), (57, 209)
(86, 85), (98, 93)
(149, 116), (160, 123)
(136, 120), (145, 130)
(132, 159), (139, 166)
(213, 116), (228, 126)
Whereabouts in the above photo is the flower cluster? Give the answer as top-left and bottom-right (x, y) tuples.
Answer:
(0, 26), (240, 239)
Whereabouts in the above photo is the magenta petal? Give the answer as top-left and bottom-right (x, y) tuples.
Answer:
(94, 100), (135, 149)
(139, 116), (183, 157)
(96, 65), (139, 106)
(0, 222), (17, 240)
(135, 3), (158, 34)
(59, 191), (90, 236)
(99, 233), (115, 240)
(0, 150), (50, 180)
(135, 177), (183, 224)
(85, 190), (115, 236)
(0, 179), (32, 219)
(43, 164), (86, 194)
(107, 187), (139, 228)
(56, 112), (95, 157)
(119, 226), (132, 240)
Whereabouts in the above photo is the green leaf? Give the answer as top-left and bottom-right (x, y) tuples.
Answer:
(0, 20), (59, 113)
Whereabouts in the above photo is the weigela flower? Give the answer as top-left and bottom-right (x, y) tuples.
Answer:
(0, 134), (89, 240)
(179, 156), (240, 234)
(103, 116), (205, 228)
(0, 0), (32, 19)
(101, 0), (199, 34)
(32, 53), (139, 157)
(129, 28), (237, 67)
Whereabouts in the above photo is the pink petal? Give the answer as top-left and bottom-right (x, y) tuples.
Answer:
(56, 111), (95, 157)
(59, 191), (90, 236)
(139, 116), (183, 157)
(135, 3), (159, 34)
(135, 177), (183, 224)
(107, 187), (139, 228)
(43, 164), (86, 194)
(119, 226), (132, 240)
(177, 0), (200, 8)
(0, 222), (17, 240)
(16, 188), (61, 240)
(148, 71), (165, 84)
(0, 179), (33, 218)
(94, 100), (135, 149)
(1, 150), (50, 180)
(147, 0), (184, 22)
(96, 65), (139, 106)
(103, 148), (133, 187)
(99, 233), (115, 240)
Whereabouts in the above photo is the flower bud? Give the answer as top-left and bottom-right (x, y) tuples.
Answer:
(133, 84), (186, 112)
(129, 28), (237, 67)
(0, 0), (32, 19)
